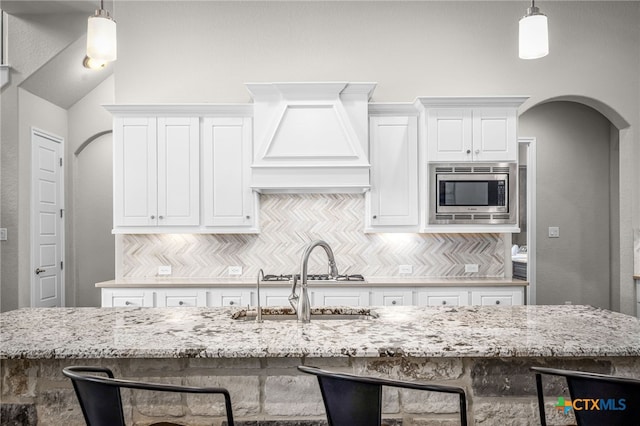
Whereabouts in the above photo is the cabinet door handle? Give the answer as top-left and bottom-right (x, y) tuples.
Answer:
(159, 216), (164, 220)
(373, 215), (377, 219)
(246, 215), (251, 219)
(150, 215), (155, 220)
(466, 149), (471, 154)
(475, 149), (480, 155)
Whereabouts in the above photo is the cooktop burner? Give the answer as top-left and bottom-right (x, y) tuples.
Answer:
(262, 274), (365, 282)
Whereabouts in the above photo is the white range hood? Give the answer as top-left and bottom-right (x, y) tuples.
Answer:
(247, 82), (376, 193)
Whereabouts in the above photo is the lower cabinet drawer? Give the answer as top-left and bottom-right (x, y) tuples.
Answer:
(164, 296), (198, 307)
(471, 289), (524, 306)
(156, 290), (206, 307)
(101, 289), (155, 307)
(417, 290), (469, 307)
(112, 296), (145, 307)
(310, 289), (370, 306)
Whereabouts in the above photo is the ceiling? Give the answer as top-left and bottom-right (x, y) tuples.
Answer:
(19, 34), (113, 109)
(2, 0), (114, 108)
(0, 0), (98, 16)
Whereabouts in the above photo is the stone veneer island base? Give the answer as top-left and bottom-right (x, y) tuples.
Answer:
(1, 305), (640, 426)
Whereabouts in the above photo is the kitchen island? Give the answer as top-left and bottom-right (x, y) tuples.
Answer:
(2, 305), (639, 425)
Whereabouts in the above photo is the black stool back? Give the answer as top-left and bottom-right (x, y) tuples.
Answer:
(298, 365), (468, 426)
(63, 366), (234, 426)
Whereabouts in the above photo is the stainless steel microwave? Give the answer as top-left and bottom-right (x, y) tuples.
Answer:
(429, 162), (517, 225)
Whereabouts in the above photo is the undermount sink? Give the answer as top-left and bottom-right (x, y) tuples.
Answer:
(231, 307), (379, 321)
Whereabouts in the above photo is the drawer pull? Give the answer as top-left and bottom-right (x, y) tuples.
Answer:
(125, 301), (131, 306)
(442, 300), (447, 305)
(495, 300), (501, 305)
(229, 301), (235, 306)
(179, 301), (184, 306)
(391, 300), (397, 305)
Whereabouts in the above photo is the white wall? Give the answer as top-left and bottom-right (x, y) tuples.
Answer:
(17, 88), (68, 307)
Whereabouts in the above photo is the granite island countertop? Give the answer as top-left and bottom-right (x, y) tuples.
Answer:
(2, 305), (638, 360)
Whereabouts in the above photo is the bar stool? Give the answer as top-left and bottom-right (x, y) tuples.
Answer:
(62, 366), (234, 426)
(298, 365), (468, 426)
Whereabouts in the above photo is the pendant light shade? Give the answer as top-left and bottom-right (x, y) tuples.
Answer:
(86, 4), (116, 63)
(519, 2), (548, 59)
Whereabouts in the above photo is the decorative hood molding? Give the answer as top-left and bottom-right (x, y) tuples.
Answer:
(247, 82), (376, 193)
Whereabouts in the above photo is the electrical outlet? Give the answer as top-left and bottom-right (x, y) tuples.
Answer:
(158, 265), (172, 275)
(228, 266), (243, 276)
(399, 265), (413, 274)
(0, 228), (7, 241)
(548, 226), (560, 238)
(464, 264), (479, 273)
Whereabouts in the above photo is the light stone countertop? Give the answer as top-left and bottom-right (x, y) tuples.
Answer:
(1, 305), (637, 360)
(95, 277), (528, 288)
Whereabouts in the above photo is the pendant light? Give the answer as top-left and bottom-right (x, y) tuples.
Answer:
(519, 0), (548, 59)
(86, 0), (117, 63)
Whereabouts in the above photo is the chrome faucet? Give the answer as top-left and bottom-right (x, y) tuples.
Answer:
(255, 269), (264, 323)
(288, 240), (339, 323)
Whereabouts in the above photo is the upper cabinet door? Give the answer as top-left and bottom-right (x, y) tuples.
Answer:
(202, 117), (255, 227)
(113, 117), (157, 227)
(368, 115), (419, 228)
(156, 117), (200, 226)
(427, 107), (517, 162)
(472, 108), (517, 162)
(427, 108), (473, 162)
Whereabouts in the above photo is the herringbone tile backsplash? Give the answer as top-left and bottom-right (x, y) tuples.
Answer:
(121, 194), (505, 278)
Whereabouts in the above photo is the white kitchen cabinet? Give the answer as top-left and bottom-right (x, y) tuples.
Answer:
(310, 288), (371, 307)
(206, 289), (253, 307)
(366, 114), (419, 230)
(417, 289), (470, 307)
(101, 289), (155, 307)
(371, 288), (414, 306)
(156, 289), (206, 307)
(470, 288), (524, 306)
(202, 117), (257, 230)
(418, 97), (527, 163)
(427, 108), (516, 162)
(259, 287), (291, 307)
(113, 116), (200, 228)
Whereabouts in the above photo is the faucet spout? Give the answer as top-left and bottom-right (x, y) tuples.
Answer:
(256, 269), (264, 323)
(290, 240), (339, 323)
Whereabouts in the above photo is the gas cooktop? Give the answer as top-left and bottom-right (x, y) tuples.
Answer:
(262, 274), (365, 282)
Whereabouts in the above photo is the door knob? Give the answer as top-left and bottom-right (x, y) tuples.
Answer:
(35, 267), (45, 275)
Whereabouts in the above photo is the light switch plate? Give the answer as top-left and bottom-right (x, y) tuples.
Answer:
(399, 265), (413, 274)
(465, 264), (479, 273)
(0, 228), (7, 241)
(158, 265), (172, 275)
(548, 226), (560, 238)
(228, 266), (243, 276)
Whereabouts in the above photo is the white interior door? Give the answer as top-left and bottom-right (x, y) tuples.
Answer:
(31, 129), (64, 307)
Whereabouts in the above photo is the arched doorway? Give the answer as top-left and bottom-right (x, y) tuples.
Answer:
(519, 100), (621, 309)
(73, 131), (114, 307)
